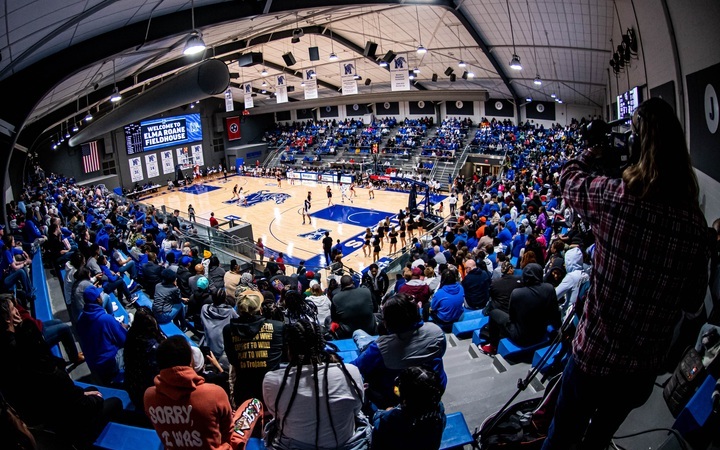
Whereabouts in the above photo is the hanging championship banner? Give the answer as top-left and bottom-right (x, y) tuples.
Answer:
(191, 144), (204, 167)
(276, 74), (289, 103)
(243, 83), (254, 109)
(161, 149), (175, 175)
(341, 61), (358, 96)
(224, 88), (234, 112)
(390, 53), (410, 91)
(129, 157), (144, 182)
(176, 146), (192, 168)
(304, 68), (318, 99)
(145, 153), (159, 178)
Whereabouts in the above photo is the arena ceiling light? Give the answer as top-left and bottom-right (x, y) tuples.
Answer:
(84, 111), (93, 122)
(328, 25), (339, 61)
(534, 75), (542, 85)
(458, 60), (466, 68)
(183, 0), (206, 55)
(413, 67), (420, 74)
(507, 0), (522, 70)
(415, 6), (427, 55)
(109, 59), (122, 102)
(550, 92), (556, 98)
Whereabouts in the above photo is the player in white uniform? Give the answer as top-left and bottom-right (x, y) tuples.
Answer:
(340, 184), (353, 203)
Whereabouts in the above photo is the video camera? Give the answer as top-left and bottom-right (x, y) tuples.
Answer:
(578, 117), (639, 175)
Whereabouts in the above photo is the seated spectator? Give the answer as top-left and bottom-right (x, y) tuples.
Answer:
(430, 269), (465, 329)
(263, 319), (370, 449)
(176, 256), (194, 298)
(330, 275), (378, 339)
(142, 252), (164, 298)
(372, 366), (446, 450)
(481, 263), (561, 355)
(144, 336), (235, 450)
(486, 261), (522, 315)
(462, 259), (491, 310)
(207, 256), (226, 291)
(188, 263), (206, 295)
(555, 246), (589, 312)
(201, 289), (238, 360)
(306, 281), (332, 326)
(153, 268), (189, 328)
(96, 254), (134, 307)
(224, 259), (243, 298)
(224, 290), (284, 407)
(191, 346), (230, 392)
(187, 276), (212, 328)
(76, 285), (128, 384)
(399, 267), (432, 321)
(353, 293), (447, 409)
(361, 263), (390, 312)
(1, 235), (34, 301)
(0, 294), (121, 446)
(124, 307), (165, 409)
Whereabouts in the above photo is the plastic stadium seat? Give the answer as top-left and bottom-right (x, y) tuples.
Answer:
(440, 412), (474, 450)
(471, 329), (486, 346)
(159, 322), (198, 347)
(673, 375), (717, 436)
(452, 317), (489, 339)
(459, 309), (486, 321)
(532, 345), (566, 373)
(337, 350), (359, 362)
(94, 422), (162, 450)
(498, 336), (552, 363)
(75, 382), (134, 411)
(246, 438), (267, 450)
(332, 339), (358, 352)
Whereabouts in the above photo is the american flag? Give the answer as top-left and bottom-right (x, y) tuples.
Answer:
(81, 141), (101, 173)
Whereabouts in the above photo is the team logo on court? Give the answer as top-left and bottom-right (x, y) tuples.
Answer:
(242, 190), (291, 207)
(297, 228), (331, 241)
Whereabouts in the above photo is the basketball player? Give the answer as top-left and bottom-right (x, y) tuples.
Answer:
(231, 184), (240, 201)
(340, 184), (353, 204)
(349, 182), (357, 198)
(302, 194), (311, 225)
(368, 182), (375, 200)
(326, 185), (333, 206)
(276, 169), (282, 188)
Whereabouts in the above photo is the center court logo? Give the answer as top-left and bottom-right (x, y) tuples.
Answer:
(242, 190), (291, 207)
(297, 228), (331, 241)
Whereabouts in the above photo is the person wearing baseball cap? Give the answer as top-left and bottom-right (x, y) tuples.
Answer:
(76, 285), (127, 383)
(187, 276), (212, 327)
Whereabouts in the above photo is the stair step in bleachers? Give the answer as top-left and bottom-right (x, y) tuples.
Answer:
(439, 412), (474, 450)
(498, 337), (552, 363)
(452, 317), (489, 340)
(94, 422), (161, 450)
(75, 382), (134, 411)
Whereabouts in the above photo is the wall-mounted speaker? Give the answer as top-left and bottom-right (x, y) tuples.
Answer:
(365, 78), (372, 86)
(444, 67), (454, 76)
(237, 52), (263, 67)
(282, 52), (297, 66)
(364, 41), (378, 58)
(461, 71), (469, 80)
(450, 74), (457, 82)
(431, 73), (438, 82)
(381, 51), (396, 64)
(309, 47), (320, 61)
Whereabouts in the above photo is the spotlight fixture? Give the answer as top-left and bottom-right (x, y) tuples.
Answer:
(467, 70), (475, 78)
(301, 81), (306, 86)
(533, 75), (542, 85)
(291, 27), (304, 44)
(354, 74), (361, 80)
(183, 0), (205, 55)
(190, 103), (195, 108)
(84, 111), (93, 122)
(379, 60), (388, 68)
(526, 97), (532, 102)
(550, 93), (556, 98)
(409, 72), (415, 80)
(413, 67), (420, 74)
(72, 124), (79, 132)
(52, 143), (57, 150)
(417, 45), (427, 55)
(110, 86), (122, 102)
(557, 99), (563, 104)
(328, 26), (339, 62)
(506, 0), (521, 70)
(329, 52), (339, 62)
(415, 6), (427, 55)
(458, 60), (466, 68)
(261, 80), (267, 87)
(183, 32), (206, 55)
(65, 131), (71, 139)
(310, 72), (317, 78)
(261, 89), (267, 94)
(261, 68), (268, 76)
(509, 54), (522, 70)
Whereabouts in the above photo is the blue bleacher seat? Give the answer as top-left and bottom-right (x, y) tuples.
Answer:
(459, 309), (486, 321)
(471, 329), (486, 346)
(332, 338), (359, 352)
(498, 336), (552, 363)
(247, 438), (266, 450)
(439, 412), (474, 450)
(134, 291), (153, 309)
(94, 422), (162, 450)
(531, 345), (566, 373)
(32, 251), (62, 358)
(159, 321), (198, 347)
(673, 375), (718, 436)
(337, 350), (359, 361)
(452, 317), (489, 339)
(75, 382), (134, 411)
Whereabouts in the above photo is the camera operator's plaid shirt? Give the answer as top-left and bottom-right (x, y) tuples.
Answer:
(561, 152), (710, 376)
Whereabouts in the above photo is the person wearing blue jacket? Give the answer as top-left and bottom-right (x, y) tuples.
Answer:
(77, 285), (127, 383)
(430, 269), (465, 330)
(352, 292), (446, 409)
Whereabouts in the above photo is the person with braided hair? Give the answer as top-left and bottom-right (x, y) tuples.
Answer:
(372, 366), (446, 450)
(281, 289), (319, 326)
(262, 319), (371, 450)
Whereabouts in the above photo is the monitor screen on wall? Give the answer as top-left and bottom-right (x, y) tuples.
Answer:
(617, 87), (642, 120)
(124, 113), (203, 155)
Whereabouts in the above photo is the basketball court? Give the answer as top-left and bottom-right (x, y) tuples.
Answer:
(143, 174), (446, 273)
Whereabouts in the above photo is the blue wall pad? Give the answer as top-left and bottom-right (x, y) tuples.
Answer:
(179, 184), (221, 194)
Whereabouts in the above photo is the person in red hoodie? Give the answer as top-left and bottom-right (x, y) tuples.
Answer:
(145, 336), (239, 450)
(399, 267), (431, 321)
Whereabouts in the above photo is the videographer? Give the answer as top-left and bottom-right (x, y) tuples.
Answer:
(542, 97), (712, 449)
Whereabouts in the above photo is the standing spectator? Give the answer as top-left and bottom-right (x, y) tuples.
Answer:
(187, 204), (196, 223)
(361, 263), (389, 312)
(276, 252), (286, 274)
(542, 99), (711, 449)
(322, 231), (333, 266)
(209, 212), (219, 229)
